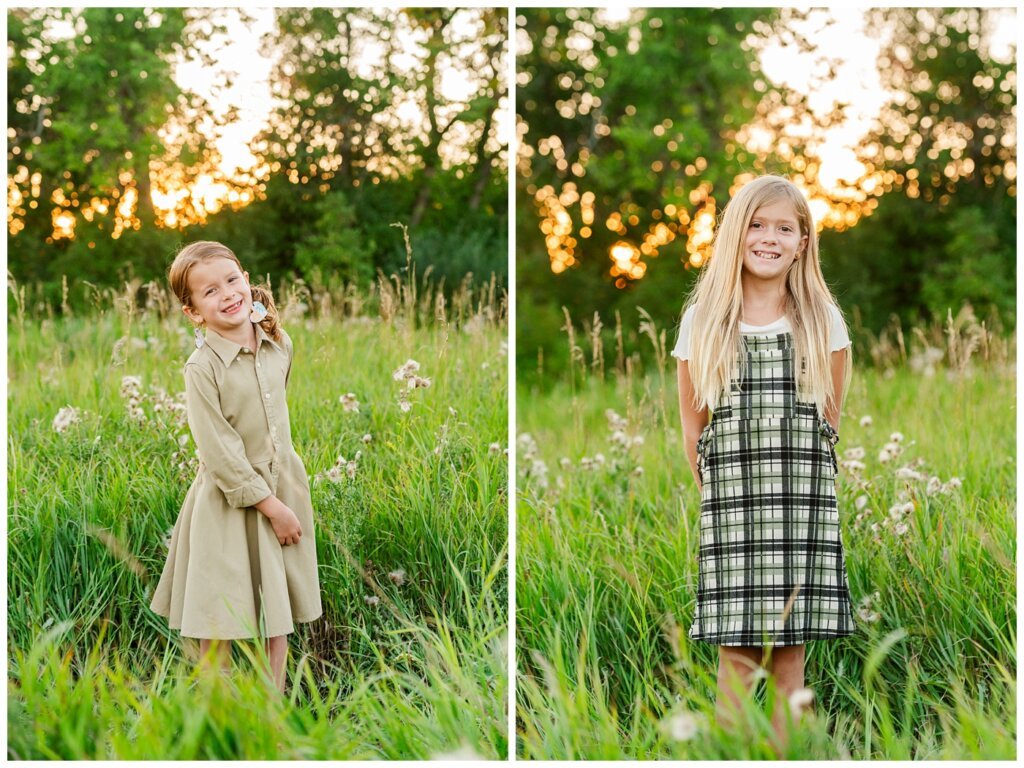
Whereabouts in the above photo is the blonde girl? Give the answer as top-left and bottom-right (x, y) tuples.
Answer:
(672, 175), (855, 749)
(151, 241), (322, 692)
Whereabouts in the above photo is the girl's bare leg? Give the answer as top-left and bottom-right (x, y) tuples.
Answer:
(198, 638), (232, 676)
(767, 644), (806, 754)
(716, 646), (763, 733)
(264, 634), (289, 693)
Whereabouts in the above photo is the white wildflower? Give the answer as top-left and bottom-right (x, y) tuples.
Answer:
(120, 376), (142, 398)
(878, 447), (893, 464)
(387, 569), (407, 587)
(631, 466), (644, 477)
(842, 460), (867, 472)
(605, 409), (628, 432)
(363, 595), (380, 606)
(430, 744), (486, 761)
(890, 431), (904, 443)
(52, 405), (81, 433)
(855, 495), (869, 511)
(843, 446), (866, 461)
(392, 359), (420, 381)
(663, 711), (705, 742)
(895, 467), (926, 481)
(362, 433), (373, 444)
(859, 415), (873, 427)
(559, 457), (572, 470)
(944, 476), (962, 490)
(489, 442), (502, 455)
(893, 521), (909, 536)
(399, 399), (413, 413)
(926, 476), (943, 495)
(339, 393), (360, 412)
(788, 687), (815, 717)
(326, 466), (343, 483)
(528, 459), (549, 489)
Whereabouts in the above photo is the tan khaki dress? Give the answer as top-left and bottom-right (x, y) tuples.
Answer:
(150, 324), (322, 639)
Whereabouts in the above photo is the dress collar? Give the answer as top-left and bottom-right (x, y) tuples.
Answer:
(202, 323), (282, 365)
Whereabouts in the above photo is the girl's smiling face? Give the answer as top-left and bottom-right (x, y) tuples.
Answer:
(742, 198), (807, 283)
(182, 256), (253, 334)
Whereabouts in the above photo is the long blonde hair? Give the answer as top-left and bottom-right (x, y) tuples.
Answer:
(168, 240), (283, 342)
(683, 175), (851, 415)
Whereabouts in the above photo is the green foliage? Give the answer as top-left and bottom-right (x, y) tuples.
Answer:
(515, 312), (1016, 759)
(7, 8), (508, 300)
(515, 7), (1016, 374)
(293, 190), (373, 288)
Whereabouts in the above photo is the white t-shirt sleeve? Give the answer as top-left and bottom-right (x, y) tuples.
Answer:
(829, 303), (851, 351)
(670, 305), (696, 361)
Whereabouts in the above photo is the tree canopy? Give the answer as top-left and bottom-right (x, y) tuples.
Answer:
(515, 7), (1016, 380)
(7, 7), (508, 305)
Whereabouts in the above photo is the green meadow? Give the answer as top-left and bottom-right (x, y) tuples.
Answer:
(8, 274), (508, 759)
(516, 308), (1016, 759)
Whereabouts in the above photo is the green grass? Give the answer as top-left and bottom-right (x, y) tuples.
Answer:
(8, 276), (508, 759)
(515, 313), (1016, 759)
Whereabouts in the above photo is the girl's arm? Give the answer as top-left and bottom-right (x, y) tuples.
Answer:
(677, 359), (710, 492)
(185, 362), (274, 509)
(824, 348), (847, 433)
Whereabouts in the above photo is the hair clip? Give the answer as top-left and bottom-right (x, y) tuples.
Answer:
(250, 300), (268, 323)
(194, 326), (205, 349)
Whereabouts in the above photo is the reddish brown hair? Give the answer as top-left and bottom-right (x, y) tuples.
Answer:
(168, 240), (282, 341)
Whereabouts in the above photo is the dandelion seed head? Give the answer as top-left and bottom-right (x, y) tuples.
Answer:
(859, 415), (873, 427)
(789, 687), (815, 717)
(363, 595), (380, 606)
(663, 711), (705, 742)
(52, 405), (81, 433)
(393, 359), (420, 381)
(430, 744), (486, 761)
(387, 569), (407, 586)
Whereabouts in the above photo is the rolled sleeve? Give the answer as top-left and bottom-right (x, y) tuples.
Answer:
(185, 362), (272, 508)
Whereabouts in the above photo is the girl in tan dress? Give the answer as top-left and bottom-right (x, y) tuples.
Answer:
(150, 241), (322, 692)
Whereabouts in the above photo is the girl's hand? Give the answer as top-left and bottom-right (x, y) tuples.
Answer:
(269, 505), (303, 546)
(254, 495), (303, 546)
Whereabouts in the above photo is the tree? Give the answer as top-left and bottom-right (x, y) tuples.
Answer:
(7, 8), (222, 288)
(516, 8), (772, 376)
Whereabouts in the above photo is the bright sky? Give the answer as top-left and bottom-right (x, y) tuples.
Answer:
(756, 7), (1017, 191)
(174, 9), (277, 173)
(174, 8), (509, 175)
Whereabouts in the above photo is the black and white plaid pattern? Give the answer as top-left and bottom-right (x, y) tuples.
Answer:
(690, 332), (855, 647)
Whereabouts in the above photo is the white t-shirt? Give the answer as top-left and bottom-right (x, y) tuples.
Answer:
(670, 304), (851, 361)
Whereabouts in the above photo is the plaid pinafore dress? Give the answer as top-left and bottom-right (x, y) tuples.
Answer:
(691, 331), (855, 646)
